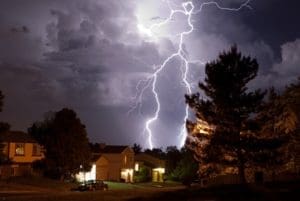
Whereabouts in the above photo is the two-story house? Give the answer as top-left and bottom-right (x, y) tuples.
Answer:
(0, 131), (44, 177)
(76, 145), (135, 183)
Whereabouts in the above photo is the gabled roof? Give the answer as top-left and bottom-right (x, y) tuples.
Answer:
(0, 131), (37, 143)
(101, 145), (129, 154)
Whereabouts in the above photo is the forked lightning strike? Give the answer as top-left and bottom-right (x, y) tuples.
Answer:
(129, 0), (252, 149)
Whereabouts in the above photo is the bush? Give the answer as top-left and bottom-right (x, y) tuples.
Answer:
(134, 167), (151, 183)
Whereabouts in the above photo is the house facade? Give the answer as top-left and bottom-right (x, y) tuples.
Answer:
(135, 153), (165, 182)
(76, 145), (135, 183)
(0, 131), (44, 178)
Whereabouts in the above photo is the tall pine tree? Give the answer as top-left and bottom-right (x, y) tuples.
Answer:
(185, 46), (274, 183)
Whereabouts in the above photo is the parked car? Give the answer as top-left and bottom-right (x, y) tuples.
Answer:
(71, 180), (108, 191)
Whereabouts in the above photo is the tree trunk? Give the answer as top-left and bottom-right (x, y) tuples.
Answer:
(238, 162), (246, 184)
(237, 147), (246, 184)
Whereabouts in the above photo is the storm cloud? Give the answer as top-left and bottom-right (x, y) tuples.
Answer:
(0, 0), (299, 148)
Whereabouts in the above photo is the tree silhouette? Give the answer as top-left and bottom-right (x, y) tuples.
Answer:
(0, 91), (10, 164)
(185, 46), (272, 183)
(258, 80), (300, 172)
(144, 148), (166, 159)
(132, 143), (142, 154)
(28, 108), (92, 180)
(0, 90), (5, 164)
(165, 146), (181, 175)
(0, 91), (4, 112)
(168, 148), (198, 186)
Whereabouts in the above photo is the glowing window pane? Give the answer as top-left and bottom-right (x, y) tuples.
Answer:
(135, 163), (139, 171)
(15, 143), (25, 156)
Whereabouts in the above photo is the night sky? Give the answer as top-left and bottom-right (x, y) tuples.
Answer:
(0, 0), (299, 149)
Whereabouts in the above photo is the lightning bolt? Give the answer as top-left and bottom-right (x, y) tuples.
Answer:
(130, 0), (252, 149)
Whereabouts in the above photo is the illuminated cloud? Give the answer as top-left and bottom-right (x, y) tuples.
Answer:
(0, 0), (299, 148)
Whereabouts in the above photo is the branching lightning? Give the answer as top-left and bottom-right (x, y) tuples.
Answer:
(130, 0), (252, 149)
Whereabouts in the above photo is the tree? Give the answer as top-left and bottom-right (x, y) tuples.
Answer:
(258, 80), (300, 172)
(0, 91), (10, 164)
(281, 79), (300, 171)
(165, 146), (181, 175)
(132, 143), (142, 154)
(169, 148), (198, 186)
(28, 108), (92, 180)
(134, 166), (151, 182)
(274, 79), (300, 133)
(144, 148), (166, 159)
(0, 90), (4, 112)
(185, 46), (275, 183)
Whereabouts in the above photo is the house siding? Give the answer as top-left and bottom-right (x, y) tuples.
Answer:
(7, 142), (43, 163)
(94, 147), (134, 182)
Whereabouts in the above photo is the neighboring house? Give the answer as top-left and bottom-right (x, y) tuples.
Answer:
(135, 153), (165, 182)
(76, 145), (135, 183)
(0, 131), (44, 178)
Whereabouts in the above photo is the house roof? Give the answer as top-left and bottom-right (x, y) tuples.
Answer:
(135, 153), (165, 168)
(100, 145), (129, 153)
(0, 131), (37, 143)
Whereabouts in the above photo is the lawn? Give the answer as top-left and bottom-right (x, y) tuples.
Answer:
(0, 176), (77, 194)
(106, 181), (141, 190)
(0, 176), (185, 201)
(1, 177), (299, 201)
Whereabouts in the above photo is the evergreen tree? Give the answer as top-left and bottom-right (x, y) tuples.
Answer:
(185, 46), (274, 183)
(258, 79), (300, 172)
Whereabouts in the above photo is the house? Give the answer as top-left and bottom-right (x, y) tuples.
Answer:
(76, 145), (135, 183)
(0, 131), (44, 178)
(135, 153), (165, 182)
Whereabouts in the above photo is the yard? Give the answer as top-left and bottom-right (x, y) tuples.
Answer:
(1, 176), (299, 201)
(0, 176), (185, 201)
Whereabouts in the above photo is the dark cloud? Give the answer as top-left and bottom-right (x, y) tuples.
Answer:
(0, 0), (299, 148)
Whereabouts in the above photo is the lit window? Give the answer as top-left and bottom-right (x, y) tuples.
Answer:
(124, 155), (127, 165)
(135, 163), (139, 171)
(15, 143), (25, 156)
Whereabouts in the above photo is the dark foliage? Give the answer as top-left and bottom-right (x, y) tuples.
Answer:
(28, 108), (92, 180)
(165, 146), (181, 175)
(144, 148), (166, 159)
(185, 46), (286, 183)
(132, 143), (142, 154)
(134, 166), (151, 182)
(168, 147), (198, 186)
(0, 91), (10, 164)
(0, 90), (3, 112)
(256, 80), (300, 171)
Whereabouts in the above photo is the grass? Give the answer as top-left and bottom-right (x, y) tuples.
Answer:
(1, 177), (299, 201)
(106, 181), (141, 190)
(1, 176), (76, 192)
(136, 181), (182, 188)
